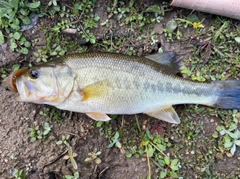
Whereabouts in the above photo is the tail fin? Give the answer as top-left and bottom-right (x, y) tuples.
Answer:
(213, 80), (240, 109)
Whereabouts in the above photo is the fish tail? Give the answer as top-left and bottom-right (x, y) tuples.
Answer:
(213, 80), (240, 109)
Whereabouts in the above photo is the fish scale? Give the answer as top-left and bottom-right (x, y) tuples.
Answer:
(63, 53), (217, 112)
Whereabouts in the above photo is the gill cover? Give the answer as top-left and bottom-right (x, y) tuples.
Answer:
(16, 65), (75, 104)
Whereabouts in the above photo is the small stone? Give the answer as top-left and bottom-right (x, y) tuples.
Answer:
(210, 119), (214, 122)
(62, 28), (77, 34)
(141, 157), (146, 162)
(142, 125), (146, 130)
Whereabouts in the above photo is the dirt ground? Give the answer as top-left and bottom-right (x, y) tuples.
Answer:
(0, 0), (240, 179)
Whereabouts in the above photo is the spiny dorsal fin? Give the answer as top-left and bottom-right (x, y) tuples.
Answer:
(144, 106), (180, 124)
(145, 52), (181, 74)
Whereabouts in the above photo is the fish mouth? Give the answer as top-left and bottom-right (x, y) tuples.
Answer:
(15, 77), (32, 101)
(6, 68), (28, 93)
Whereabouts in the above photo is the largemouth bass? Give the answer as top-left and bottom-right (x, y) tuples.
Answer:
(6, 52), (240, 124)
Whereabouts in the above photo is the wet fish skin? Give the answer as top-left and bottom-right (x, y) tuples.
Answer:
(6, 52), (240, 124)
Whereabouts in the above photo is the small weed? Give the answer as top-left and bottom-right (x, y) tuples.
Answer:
(33, 48), (48, 62)
(51, 19), (72, 33)
(0, 0), (41, 34)
(39, 107), (66, 121)
(163, 19), (178, 42)
(56, 134), (70, 146)
(29, 122), (51, 142)
(125, 145), (138, 158)
(0, 0), (40, 54)
(10, 155), (17, 160)
(140, 130), (180, 178)
(48, 0), (58, 7)
(175, 14), (204, 29)
(45, 0), (60, 18)
(84, 148), (102, 165)
(96, 120), (112, 136)
(25, 162), (33, 172)
(63, 146), (78, 170)
(33, 25), (87, 63)
(9, 32), (31, 54)
(0, 67), (8, 81)
(181, 17), (240, 84)
(13, 169), (27, 179)
(96, 116), (180, 178)
(99, 1), (165, 53)
(29, 126), (42, 142)
(158, 157), (180, 178)
(145, 4), (166, 17)
(213, 110), (240, 157)
(12, 64), (21, 71)
(1, 64), (20, 81)
(140, 130), (171, 155)
(65, 0), (100, 44)
(59, 134), (78, 170)
(108, 131), (122, 148)
(64, 172), (80, 179)
(164, 14), (205, 42)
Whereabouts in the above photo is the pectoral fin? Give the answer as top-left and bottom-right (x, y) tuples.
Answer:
(81, 80), (111, 101)
(145, 106), (180, 124)
(86, 112), (111, 121)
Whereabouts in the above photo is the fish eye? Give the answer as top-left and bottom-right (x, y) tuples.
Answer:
(30, 69), (39, 79)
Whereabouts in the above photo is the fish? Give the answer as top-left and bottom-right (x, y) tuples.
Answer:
(6, 52), (240, 124)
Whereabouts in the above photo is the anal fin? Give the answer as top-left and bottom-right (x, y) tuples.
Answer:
(144, 106), (180, 124)
(86, 112), (111, 121)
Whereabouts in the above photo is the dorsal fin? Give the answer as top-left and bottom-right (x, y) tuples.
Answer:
(145, 52), (181, 74)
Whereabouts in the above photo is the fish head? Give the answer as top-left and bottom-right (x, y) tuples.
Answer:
(6, 64), (75, 104)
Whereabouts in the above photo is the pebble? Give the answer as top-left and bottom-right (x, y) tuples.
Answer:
(141, 157), (146, 162)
